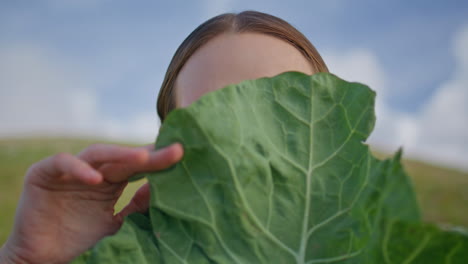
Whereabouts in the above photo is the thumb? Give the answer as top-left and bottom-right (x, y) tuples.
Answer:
(117, 183), (150, 220)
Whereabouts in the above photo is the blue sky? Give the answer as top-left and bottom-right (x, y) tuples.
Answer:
(1, 0), (467, 170)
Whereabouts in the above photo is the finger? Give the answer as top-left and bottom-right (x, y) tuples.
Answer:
(78, 144), (149, 167)
(100, 143), (183, 183)
(116, 183), (150, 219)
(29, 153), (102, 185)
(139, 143), (184, 171)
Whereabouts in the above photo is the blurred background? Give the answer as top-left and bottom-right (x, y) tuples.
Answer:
(1, 0), (467, 243)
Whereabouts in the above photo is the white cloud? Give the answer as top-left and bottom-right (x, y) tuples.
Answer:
(0, 44), (97, 135)
(323, 49), (387, 96)
(410, 25), (468, 169)
(322, 25), (468, 171)
(101, 113), (159, 144)
(0, 44), (158, 144)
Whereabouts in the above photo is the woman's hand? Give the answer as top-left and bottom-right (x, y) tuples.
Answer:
(0, 143), (183, 264)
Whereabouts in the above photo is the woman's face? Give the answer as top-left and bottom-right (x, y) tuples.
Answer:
(175, 32), (315, 107)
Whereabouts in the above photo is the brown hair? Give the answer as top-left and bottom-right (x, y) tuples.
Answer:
(157, 10), (329, 121)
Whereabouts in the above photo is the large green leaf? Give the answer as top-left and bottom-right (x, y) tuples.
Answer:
(73, 72), (467, 263)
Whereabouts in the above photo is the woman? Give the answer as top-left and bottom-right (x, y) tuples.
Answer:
(0, 11), (328, 263)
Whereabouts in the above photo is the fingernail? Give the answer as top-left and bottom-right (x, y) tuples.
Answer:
(171, 143), (184, 151)
(86, 169), (101, 181)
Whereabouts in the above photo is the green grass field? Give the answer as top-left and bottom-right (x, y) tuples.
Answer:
(1, 138), (467, 244)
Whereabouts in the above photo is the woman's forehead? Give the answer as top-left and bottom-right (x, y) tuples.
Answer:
(175, 32), (314, 108)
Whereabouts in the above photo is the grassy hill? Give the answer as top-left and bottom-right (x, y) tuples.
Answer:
(1, 138), (467, 244)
